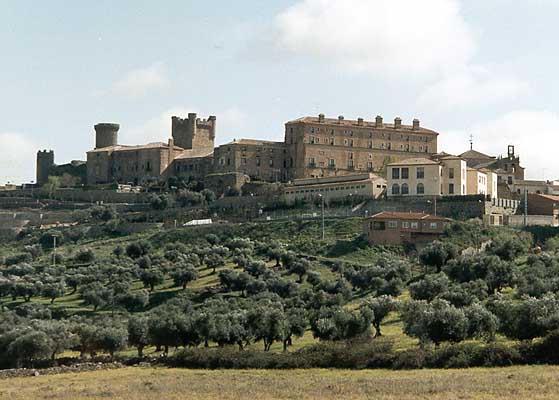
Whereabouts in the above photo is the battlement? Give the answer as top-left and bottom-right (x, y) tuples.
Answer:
(37, 149), (54, 155)
(171, 113), (215, 152)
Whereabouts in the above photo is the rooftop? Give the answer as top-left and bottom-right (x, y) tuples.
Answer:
(387, 158), (440, 166)
(459, 149), (495, 160)
(286, 116), (439, 136)
(88, 142), (182, 153)
(222, 138), (284, 147)
(366, 211), (447, 221)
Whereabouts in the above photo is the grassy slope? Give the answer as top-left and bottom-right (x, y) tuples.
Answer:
(2, 217), (521, 355)
(2, 366), (559, 400)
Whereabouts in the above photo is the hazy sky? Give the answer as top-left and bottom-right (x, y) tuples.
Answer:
(1, 0), (558, 184)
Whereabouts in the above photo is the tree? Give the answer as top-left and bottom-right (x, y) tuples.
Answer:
(281, 307), (307, 351)
(362, 295), (398, 337)
(126, 240), (152, 259)
(487, 235), (531, 261)
(176, 190), (205, 207)
(116, 290), (149, 311)
(90, 205), (118, 221)
(41, 281), (66, 304)
(35, 320), (78, 361)
(74, 248), (96, 263)
(310, 306), (373, 341)
(171, 264), (199, 290)
(128, 316), (150, 357)
(419, 241), (459, 273)
(409, 273), (450, 302)
(7, 330), (53, 367)
(41, 176), (61, 199)
(140, 269), (165, 292)
(205, 253), (226, 274)
(288, 258), (311, 283)
(95, 326), (128, 358)
(401, 299), (469, 345)
(490, 294), (559, 341)
(149, 193), (172, 210)
(464, 303), (498, 342)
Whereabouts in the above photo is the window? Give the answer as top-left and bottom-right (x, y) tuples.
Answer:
(449, 168), (455, 179)
(367, 161), (373, 170)
(417, 183), (425, 194)
(401, 183), (409, 195)
(392, 168), (400, 179)
(241, 158), (247, 165)
(401, 168), (409, 179)
(388, 221), (398, 228)
(449, 183), (455, 194)
(392, 183), (400, 195)
(269, 159), (274, 167)
(330, 138), (334, 145)
(411, 222), (419, 229)
(308, 157), (315, 167)
(256, 158), (261, 166)
(348, 160), (354, 168)
(417, 167), (424, 179)
(402, 221), (410, 229)
(329, 159), (335, 167)
(310, 136), (315, 144)
(430, 222), (438, 229)
(368, 141), (373, 149)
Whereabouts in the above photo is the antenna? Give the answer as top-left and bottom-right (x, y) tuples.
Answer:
(469, 134), (474, 150)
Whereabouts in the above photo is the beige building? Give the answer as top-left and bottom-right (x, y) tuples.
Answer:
(466, 168), (488, 197)
(386, 156), (468, 197)
(283, 173), (386, 202)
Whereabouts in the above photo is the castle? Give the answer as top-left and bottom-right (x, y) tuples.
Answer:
(41, 113), (437, 190)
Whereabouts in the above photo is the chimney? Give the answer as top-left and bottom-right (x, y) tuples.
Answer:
(375, 115), (383, 128)
(394, 117), (402, 129)
(413, 119), (420, 130)
(338, 115), (344, 124)
(318, 113), (325, 123)
(357, 117), (364, 126)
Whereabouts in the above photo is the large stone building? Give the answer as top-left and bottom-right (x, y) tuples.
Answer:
(78, 113), (441, 188)
(284, 114), (439, 180)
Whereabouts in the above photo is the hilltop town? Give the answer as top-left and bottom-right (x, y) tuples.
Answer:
(0, 112), (557, 239)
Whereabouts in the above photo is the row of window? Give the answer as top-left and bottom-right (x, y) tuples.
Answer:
(308, 136), (429, 152)
(307, 127), (432, 142)
(391, 183), (424, 195)
(392, 167), (425, 180)
(370, 220), (439, 230)
(285, 184), (369, 195)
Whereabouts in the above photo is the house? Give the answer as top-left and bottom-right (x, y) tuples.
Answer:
(363, 211), (448, 246)
(386, 157), (467, 197)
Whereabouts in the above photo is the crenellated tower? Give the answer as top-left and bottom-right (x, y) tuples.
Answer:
(171, 113), (216, 154)
(36, 150), (55, 186)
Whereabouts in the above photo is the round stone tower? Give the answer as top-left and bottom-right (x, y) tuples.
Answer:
(94, 123), (120, 149)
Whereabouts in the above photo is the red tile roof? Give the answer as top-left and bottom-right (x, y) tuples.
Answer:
(366, 211), (447, 221)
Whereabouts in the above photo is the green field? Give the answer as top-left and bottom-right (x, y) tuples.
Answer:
(2, 366), (559, 400)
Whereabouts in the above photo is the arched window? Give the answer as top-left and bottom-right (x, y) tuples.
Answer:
(401, 183), (409, 195)
(417, 183), (425, 195)
(392, 183), (400, 195)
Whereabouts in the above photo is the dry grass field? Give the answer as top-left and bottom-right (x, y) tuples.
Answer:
(2, 366), (559, 400)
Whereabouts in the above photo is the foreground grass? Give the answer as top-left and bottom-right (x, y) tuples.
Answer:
(2, 366), (559, 400)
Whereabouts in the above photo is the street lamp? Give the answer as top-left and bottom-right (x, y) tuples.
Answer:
(317, 194), (325, 240)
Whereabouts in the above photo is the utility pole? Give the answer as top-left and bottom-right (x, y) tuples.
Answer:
(52, 235), (57, 267)
(318, 194), (325, 240)
(524, 189), (528, 227)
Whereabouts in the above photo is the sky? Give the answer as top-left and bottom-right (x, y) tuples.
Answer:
(1, 0), (558, 184)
